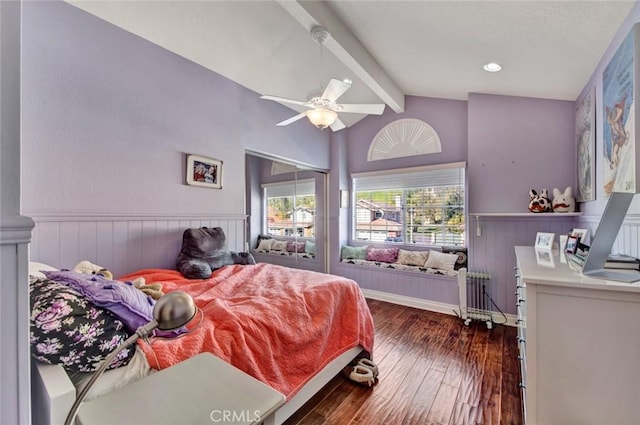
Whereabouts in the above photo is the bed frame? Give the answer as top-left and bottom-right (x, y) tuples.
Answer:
(31, 346), (364, 425)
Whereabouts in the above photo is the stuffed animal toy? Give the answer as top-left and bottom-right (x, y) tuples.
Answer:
(73, 260), (164, 299)
(176, 227), (256, 279)
(128, 279), (164, 300)
(552, 186), (576, 213)
(528, 188), (552, 213)
(73, 260), (114, 280)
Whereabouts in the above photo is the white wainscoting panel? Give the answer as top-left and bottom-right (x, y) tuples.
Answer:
(576, 214), (640, 258)
(468, 214), (580, 315)
(29, 214), (247, 277)
(333, 263), (460, 306)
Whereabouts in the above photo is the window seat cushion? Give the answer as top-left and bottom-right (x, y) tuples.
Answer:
(339, 258), (458, 276)
(254, 249), (315, 259)
(339, 245), (466, 276)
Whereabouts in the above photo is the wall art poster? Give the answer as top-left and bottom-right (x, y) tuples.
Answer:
(603, 24), (639, 195)
(576, 87), (595, 201)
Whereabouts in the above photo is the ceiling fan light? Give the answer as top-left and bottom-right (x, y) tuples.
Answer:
(306, 108), (337, 130)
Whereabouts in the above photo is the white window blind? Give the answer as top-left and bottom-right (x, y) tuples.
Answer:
(351, 162), (465, 246)
(352, 162), (465, 191)
(262, 179), (315, 197)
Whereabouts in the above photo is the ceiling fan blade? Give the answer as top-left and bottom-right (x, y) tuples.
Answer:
(321, 79), (351, 103)
(261, 95), (308, 107)
(276, 112), (307, 126)
(330, 118), (346, 132)
(339, 103), (386, 115)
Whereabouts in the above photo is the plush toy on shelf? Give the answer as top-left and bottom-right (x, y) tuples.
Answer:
(552, 186), (576, 213)
(528, 188), (552, 213)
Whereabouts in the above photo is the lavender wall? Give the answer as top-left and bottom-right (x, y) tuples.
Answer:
(346, 95), (468, 173)
(21, 1), (329, 217)
(334, 91), (577, 315)
(468, 94), (576, 213)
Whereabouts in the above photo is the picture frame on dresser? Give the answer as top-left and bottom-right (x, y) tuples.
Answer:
(565, 235), (580, 254)
(534, 232), (554, 250)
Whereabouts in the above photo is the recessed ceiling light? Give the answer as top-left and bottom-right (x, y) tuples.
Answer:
(483, 62), (502, 72)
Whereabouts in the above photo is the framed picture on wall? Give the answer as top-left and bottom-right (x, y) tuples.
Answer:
(576, 87), (595, 201)
(603, 23), (640, 196)
(186, 154), (223, 189)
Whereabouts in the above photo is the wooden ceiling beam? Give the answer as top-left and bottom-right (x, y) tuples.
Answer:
(277, 0), (405, 113)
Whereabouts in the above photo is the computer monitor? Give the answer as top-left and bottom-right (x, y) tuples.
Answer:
(581, 192), (639, 282)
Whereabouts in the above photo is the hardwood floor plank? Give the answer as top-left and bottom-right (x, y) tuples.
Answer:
(477, 324), (505, 423)
(424, 383), (459, 425)
(402, 368), (445, 424)
(456, 327), (490, 406)
(286, 300), (523, 425)
(499, 326), (523, 425)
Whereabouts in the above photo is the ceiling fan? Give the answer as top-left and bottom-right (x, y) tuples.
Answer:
(260, 27), (386, 132)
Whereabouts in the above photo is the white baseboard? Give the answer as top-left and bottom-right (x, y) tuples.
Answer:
(361, 288), (517, 327)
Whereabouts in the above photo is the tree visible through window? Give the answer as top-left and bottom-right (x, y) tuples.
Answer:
(352, 164), (465, 246)
(263, 179), (316, 237)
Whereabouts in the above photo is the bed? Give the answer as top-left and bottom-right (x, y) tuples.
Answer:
(30, 262), (375, 425)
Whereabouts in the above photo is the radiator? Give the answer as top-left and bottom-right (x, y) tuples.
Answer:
(458, 268), (493, 329)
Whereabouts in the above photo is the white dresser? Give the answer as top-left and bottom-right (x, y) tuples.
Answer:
(514, 246), (640, 425)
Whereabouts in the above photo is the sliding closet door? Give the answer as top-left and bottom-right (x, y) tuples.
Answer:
(245, 153), (328, 273)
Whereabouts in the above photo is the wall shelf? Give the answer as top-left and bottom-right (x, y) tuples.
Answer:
(470, 212), (583, 236)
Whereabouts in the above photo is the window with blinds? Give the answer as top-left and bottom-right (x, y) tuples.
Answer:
(351, 162), (465, 246)
(262, 179), (316, 237)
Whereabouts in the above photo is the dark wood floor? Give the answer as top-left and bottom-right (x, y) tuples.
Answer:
(284, 299), (523, 425)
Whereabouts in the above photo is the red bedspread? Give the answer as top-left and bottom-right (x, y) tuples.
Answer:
(119, 264), (374, 399)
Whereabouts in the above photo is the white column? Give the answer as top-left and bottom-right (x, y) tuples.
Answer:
(1, 1), (35, 424)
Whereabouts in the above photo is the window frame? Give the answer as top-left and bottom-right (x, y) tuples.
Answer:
(262, 178), (317, 239)
(350, 162), (466, 248)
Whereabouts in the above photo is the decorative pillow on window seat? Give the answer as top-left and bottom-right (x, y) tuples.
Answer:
(366, 247), (399, 263)
(256, 238), (274, 251)
(287, 241), (306, 253)
(397, 249), (429, 267)
(424, 250), (458, 271)
(441, 246), (468, 270)
(341, 245), (367, 260)
(305, 241), (316, 256)
(271, 240), (289, 251)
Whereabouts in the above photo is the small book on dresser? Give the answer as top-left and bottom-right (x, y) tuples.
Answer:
(605, 254), (640, 270)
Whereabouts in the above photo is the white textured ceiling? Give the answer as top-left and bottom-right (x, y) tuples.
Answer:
(67, 0), (635, 128)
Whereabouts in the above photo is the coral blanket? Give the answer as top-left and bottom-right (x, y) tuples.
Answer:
(119, 264), (374, 399)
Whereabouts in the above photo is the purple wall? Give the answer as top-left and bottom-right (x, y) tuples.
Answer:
(468, 94), (576, 213)
(21, 1), (328, 217)
(346, 95), (468, 173)
(22, 0), (640, 317)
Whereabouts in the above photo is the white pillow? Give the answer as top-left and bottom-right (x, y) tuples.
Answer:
(256, 239), (273, 251)
(29, 261), (59, 279)
(424, 250), (458, 271)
